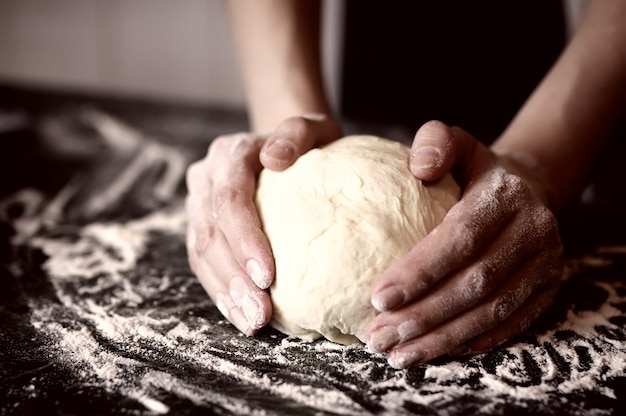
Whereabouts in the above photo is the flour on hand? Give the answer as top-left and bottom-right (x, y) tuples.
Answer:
(256, 135), (461, 344)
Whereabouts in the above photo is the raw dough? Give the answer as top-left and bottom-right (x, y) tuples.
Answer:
(255, 135), (460, 344)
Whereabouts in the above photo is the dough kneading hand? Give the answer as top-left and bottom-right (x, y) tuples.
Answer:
(256, 135), (460, 344)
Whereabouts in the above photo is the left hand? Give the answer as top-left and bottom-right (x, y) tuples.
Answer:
(365, 120), (564, 368)
(184, 114), (341, 335)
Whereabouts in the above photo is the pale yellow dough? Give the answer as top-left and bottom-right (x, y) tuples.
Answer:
(256, 135), (461, 344)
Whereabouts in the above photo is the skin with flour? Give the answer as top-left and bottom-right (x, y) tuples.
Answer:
(185, 1), (626, 368)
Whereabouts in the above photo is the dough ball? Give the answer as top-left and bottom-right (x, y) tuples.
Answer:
(255, 135), (460, 344)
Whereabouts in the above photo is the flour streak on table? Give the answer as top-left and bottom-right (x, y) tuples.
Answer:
(2, 189), (624, 415)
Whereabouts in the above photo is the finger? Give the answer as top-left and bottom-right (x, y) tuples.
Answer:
(384, 260), (561, 369)
(185, 205), (238, 327)
(368, 248), (559, 354)
(207, 136), (275, 289)
(186, 156), (273, 334)
(366, 213), (534, 352)
(368, 177), (562, 351)
(187, 246), (244, 332)
(453, 283), (560, 356)
(186, 214), (272, 335)
(370, 167), (518, 313)
(260, 114), (342, 171)
(371, 154), (556, 314)
(409, 120), (469, 182)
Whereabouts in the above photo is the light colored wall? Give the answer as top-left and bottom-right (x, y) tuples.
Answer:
(0, 0), (246, 107)
(0, 0), (344, 111)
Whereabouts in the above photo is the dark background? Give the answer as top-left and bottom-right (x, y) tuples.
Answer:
(340, 1), (566, 143)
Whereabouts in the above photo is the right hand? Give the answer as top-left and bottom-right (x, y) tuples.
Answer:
(185, 114), (342, 335)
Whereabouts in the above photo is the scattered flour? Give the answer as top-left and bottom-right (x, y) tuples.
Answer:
(8, 189), (626, 415)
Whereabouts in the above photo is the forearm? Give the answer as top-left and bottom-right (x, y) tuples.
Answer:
(492, 0), (626, 213)
(226, 0), (331, 132)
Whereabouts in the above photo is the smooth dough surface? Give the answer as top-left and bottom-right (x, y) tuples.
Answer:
(256, 135), (461, 344)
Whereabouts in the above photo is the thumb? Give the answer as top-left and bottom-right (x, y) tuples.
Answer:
(409, 120), (473, 182)
(260, 114), (342, 171)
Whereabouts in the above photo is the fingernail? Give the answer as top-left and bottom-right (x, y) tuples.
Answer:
(246, 259), (271, 289)
(229, 276), (246, 304)
(240, 294), (263, 329)
(372, 286), (405, 312)
(228, 276), (267, 334)
(229, 307), (252, 335)
(388, 349), (425, 369)
(411, 146), (440, 171)
(264, 139), (295, 163)
(368, 326), (400, 353)
(215, 293), (229, 319)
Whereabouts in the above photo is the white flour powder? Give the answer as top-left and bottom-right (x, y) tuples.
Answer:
(8, 191), (625, 415)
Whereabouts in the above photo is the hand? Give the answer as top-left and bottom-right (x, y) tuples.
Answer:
(365, 120), (564, 368)
(185, 114), (342, 335)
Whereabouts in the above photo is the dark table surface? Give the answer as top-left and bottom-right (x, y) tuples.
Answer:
(1, 84), (626, 416)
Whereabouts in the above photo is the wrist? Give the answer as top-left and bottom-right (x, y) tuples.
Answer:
(247, 66), (332, 133)
(492, 149), (560, 214)
(249, 97), (333, 134)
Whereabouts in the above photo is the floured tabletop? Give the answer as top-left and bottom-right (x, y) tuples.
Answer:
(1, 85), (625, 415)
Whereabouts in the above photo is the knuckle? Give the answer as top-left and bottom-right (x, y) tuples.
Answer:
(185, 160), (205, 190)
(186, 206), (219, 259)
(281, 116), (311, 136)
(207, 135), (230, 156)
(486, 169), (529, 211)
(465, 265), (492, 299)
(402, 314), (428, 339)
(486, 167), (513, 195)
(417, 270), (438, 291)
(501, 170), (528, 198)
(490, 293), (517, 323)
(429, 330), (455, 350)
(208, 133), (252, 159)
(212, 187), (245, 219)
(532, 205), (559, 234)
(504, 171), (527, 193)
(449, 219), (482, 256)
(191, 223), (217, 256)
(273, 116), (316, 146)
